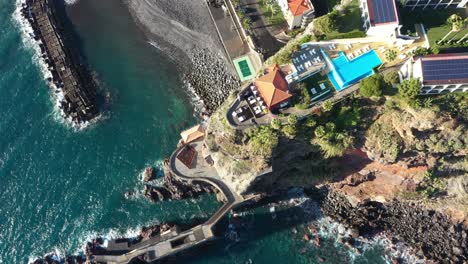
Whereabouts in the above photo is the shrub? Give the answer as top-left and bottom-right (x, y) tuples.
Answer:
(299, 34), (314, 44)
(398, 78), (421, 103)
(287, 114), (298, 126)
(247, 126), (279, 157)
(359, 74), (385, 97)
(271, 118), (282, 130)
(304, 117), (317, 128)
(293, 83), (311, 109)
(282, 125), (297, 139)
(313, 122), (354, 158)
(385, 49), (397, 62)
(322, 100), (333, 112)
(412, 47), (432, 56)
(314, 12), (338, 35)
(384, 70), (400, 86)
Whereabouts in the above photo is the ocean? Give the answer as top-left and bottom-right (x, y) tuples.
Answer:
(1, 0), (398, 263)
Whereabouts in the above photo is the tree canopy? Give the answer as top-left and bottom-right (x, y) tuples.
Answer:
(398, 78), (421, 100)
(359, 74), (385, 97)
(247, 126), (279, 158)
(313, 11), (338, 35)
(313, 122), (354, 158)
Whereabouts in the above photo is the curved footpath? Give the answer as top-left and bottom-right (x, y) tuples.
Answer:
(92, 143), (244, 264)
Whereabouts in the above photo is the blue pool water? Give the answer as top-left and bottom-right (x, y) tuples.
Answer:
(326, 50), (382, 91)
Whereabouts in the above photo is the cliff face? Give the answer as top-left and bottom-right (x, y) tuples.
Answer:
(364, 107), (467, 166)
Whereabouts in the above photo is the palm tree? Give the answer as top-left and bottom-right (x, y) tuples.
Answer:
(439, 14), (466, 44)
(456, 18), (468, 43)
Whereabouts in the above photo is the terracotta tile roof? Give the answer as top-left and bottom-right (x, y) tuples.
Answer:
(180, 125), (204, 144)
(288, 0), (312, 16)
(255, 65), (292, 109)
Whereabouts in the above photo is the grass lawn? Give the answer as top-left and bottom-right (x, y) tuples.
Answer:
(317, 0), (365, 40)
(302, 73), (335, 102)
(399, 7), (467, 46)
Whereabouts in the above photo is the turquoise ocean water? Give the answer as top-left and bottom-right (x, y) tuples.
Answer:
(0, 0), (393, 263)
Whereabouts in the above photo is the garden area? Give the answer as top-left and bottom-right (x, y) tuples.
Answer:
(399, 7), (467, 48)
(258, 0), (286, 25)
(291, 73), (334, 110)
(313, 0), (365, 40)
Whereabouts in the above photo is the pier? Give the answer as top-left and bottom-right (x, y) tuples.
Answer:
(91, 143), (244, 264)
(21, 0), (98, 124)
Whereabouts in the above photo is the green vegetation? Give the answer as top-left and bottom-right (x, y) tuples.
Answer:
(418, 170), (447, 199)
(288, 28), (305, 38)
(313, 0), (365, 40)
(258, 0), (286, 25)
(293, 83), (311, 109)
(298, 34), (314, 44)
(366, 120), (402, 163)
(313, 123), (354, 158)
(246, 126), (279, 158)
(384, 70), (400, 87)
(398, 78), (421, 106)
(399, 7), (468, 49)
(322, 100), (333, 112)
(314, 11), (339, 35)
(411, 47), (433, 56)
(271, 42), (300, 65)
(385, 49), (397, 62)
(271, 118), (282, 130)
(359, 74), (385, 98)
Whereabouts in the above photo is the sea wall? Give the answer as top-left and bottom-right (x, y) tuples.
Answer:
(21, 0), (98, 125)
(319, 189), (468, 263)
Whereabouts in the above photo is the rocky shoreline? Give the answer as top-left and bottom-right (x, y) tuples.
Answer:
(318, 188), (468, 263)
(20, 0), (99, 126)
(141, 164), (216, 202)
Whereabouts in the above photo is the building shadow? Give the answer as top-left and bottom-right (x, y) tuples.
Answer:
(151, 205), (317, 264)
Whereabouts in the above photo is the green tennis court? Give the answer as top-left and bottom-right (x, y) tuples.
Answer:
(233, 56), (255, 82)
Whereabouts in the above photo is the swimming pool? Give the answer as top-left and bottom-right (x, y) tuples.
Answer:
(324, 50), (382, 91)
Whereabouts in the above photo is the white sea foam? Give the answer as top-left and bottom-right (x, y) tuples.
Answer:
(64, 0), (79, 5)
(27, 248), (65, 264)
(12, 0), (97, 131)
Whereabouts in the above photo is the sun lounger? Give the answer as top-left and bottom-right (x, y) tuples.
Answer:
(249, 99), (256, 104)
(319, 83), (326, 90)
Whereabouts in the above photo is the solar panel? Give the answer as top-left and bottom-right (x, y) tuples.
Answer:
(371, 0), (397, 24)
(422, 58), (468, 82)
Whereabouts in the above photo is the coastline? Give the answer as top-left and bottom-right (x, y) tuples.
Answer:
(124, 0), (240, 114)
(17, 0), (100, 128)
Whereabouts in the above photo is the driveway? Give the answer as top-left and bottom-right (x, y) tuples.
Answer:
(239, 0), (287, 58)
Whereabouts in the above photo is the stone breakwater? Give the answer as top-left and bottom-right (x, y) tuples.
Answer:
(20, 0), (98, 125)
(319, 189), (468, 264)
(29, 223), (181, 264)
(185, 48), (240, 113)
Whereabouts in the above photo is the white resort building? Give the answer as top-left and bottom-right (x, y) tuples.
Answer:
(399, 53), (468, 94)
(359, 0), (400, 38)
(400, 0), (467, 9)
(277, 0), (315, 30)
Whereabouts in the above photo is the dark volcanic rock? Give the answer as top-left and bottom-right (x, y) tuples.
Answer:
(144, 171), (215, 202)
(318, 189), (468, 263)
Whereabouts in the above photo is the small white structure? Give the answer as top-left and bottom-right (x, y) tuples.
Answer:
(277, 0), (315, 29)
(359, 0), (400, 38)
(399, 53), (468, 94)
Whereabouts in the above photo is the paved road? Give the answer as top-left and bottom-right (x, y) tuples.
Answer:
(239, 0), (286, 58)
